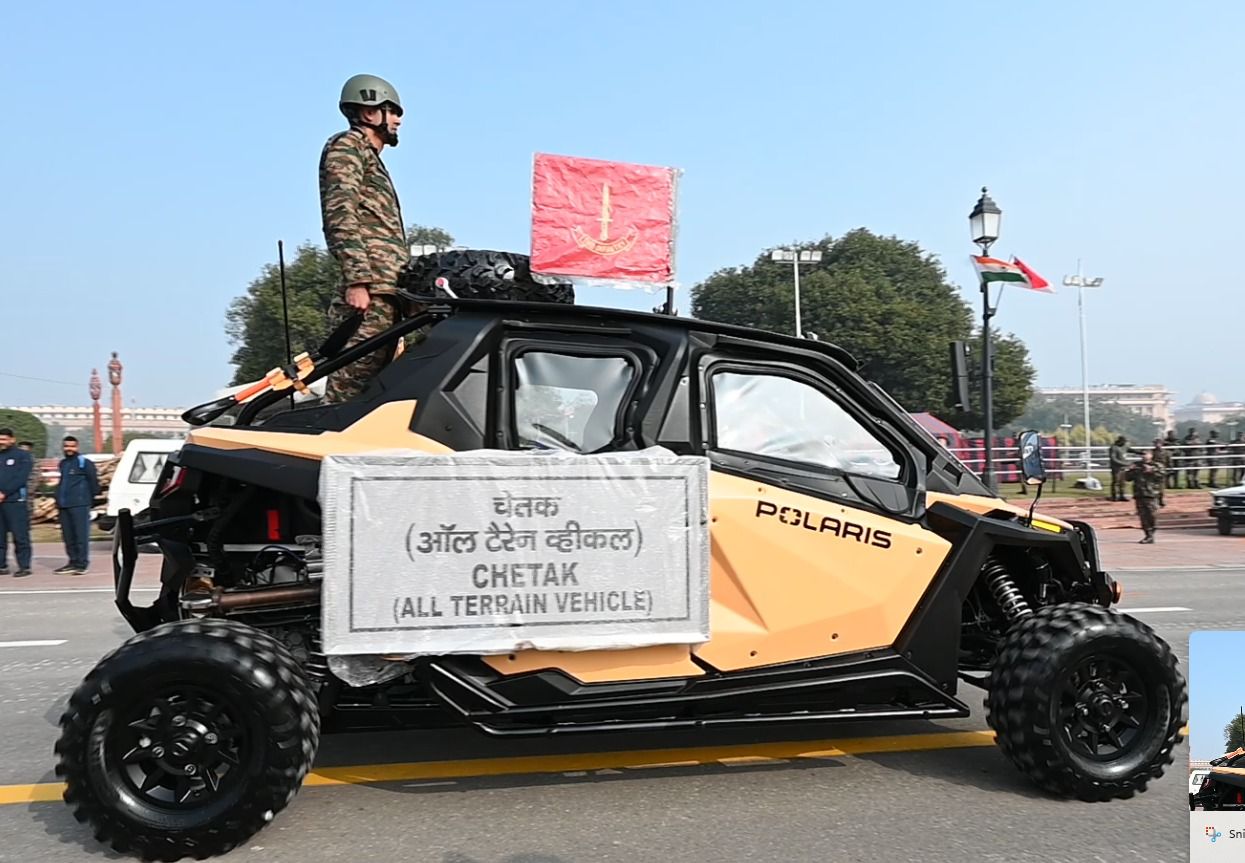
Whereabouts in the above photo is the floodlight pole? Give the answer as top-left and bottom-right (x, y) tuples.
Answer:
(1063, 262), (1104, 482)
(771, 248), (822, 337)
(792, 255), (803, 338)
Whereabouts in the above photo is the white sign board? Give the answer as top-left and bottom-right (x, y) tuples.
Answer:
(319, 449), (710, 656)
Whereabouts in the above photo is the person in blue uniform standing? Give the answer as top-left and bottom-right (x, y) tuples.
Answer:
(0, 427), (34, 577)
(54, 436), (99, 574)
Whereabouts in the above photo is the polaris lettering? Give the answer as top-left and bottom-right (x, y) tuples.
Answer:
(754, 501), (892, 549)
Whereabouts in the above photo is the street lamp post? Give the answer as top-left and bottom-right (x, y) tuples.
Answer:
(1062, 263), (1105, 486)
(771, 248), (823, 337)
(968, 187), (1002, 493)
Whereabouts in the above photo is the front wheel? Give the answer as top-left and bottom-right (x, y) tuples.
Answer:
(55, 619), (320, 860)
(1219, 514), (1234, 536)
(985, 603), (1186, 801)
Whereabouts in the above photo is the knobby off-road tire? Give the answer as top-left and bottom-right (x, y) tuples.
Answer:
(55, 619), (320, 861)
(985, 602), (1186, 802)
(398, 249), (575, 304)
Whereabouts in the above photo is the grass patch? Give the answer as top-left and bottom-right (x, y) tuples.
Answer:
(31, 524), (111, 544)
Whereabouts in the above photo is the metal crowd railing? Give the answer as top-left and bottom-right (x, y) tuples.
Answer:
(944, 443), (1245, 484)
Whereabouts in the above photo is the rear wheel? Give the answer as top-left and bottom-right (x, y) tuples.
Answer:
(985, 603), (1185, 801)
(55, 619), (320, 860)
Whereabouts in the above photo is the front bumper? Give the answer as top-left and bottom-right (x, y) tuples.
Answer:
(1209, 505), (1245, 522)
(1066, 518), (1120, 606)
(112, 508), (194, 633)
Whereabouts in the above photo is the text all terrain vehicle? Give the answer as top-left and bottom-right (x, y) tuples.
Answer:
(56, 251), (1187, 859)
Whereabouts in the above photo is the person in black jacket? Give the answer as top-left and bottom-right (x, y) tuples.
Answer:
(54, 436), (99, 574)
(0, 427), (34, 577)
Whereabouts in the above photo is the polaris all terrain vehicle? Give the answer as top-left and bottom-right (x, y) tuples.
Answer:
(1191, 748), (1245, 810)
(56, 250), (1187, 860)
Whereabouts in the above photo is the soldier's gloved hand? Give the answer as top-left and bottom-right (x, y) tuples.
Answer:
(345, 284), (371, 311)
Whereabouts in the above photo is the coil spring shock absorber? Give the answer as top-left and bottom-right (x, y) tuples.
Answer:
(983, 558), (1032, 621)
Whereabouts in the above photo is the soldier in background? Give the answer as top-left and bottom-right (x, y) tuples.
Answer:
(1182, 427), (1202, 488)
(1230, 431), (1245, 486)
(1163, 430), (1180, 488)
(1152, 438), (1170, 507)
(1108, 435), (1132, 501)
(1125, 450), (1165, 544)
(320, 74), (412, 403)
(1206, 430), (1223, 488)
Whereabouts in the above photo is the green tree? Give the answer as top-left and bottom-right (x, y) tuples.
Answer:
(691, 229), (1035, 426)
(225, 225), (453, 385)
(1225, 712), (1245, 752)
(0, 409), (48, 456)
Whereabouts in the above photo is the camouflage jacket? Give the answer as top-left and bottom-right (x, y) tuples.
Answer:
(319, 127), (408, 295)
(1125, 462), (1165, 499)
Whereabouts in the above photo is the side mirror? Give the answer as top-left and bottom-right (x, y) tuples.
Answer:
(1018, 430), (1046, 486)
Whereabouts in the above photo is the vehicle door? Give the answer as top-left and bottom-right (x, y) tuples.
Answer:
(691, 353), (954, 671)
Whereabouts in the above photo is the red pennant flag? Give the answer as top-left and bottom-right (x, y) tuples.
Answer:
(1011, 257), (1052, 293)
(531, 153), (677, 284)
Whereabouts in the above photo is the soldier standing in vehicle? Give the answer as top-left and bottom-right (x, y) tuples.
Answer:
(1108, 435), (1132, 501)
(320, 74), (412, 403)
(1182, 427), (1202, 488)
(1125, 450), (1164, 544)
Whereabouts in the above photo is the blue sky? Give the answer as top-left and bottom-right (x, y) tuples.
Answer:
(1191, 631), (1245, 761)
(2, 0), (1242, 409)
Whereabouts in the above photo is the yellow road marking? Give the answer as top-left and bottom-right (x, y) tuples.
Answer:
(0, 784), (64, 805)
(0, 725), (1190, 806)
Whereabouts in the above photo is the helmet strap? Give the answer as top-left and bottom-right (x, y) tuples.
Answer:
(354, 105), (398, 147)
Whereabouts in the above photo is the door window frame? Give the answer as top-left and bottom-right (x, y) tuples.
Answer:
(697, 355), (920, 515)
(495, 336), (654, 453)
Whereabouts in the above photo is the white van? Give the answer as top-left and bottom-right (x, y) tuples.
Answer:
(96, 438), (184, 531)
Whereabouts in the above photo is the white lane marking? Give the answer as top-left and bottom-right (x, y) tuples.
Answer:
(1115, 565), (1245, 572)
(0, 640), (67, 648)
(0, 588), (159, 596)
(1117, 606), (1192, 613)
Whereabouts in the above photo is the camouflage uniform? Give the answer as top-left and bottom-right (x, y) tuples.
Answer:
(1182, 430), (1202, 488)
(1125, 458), (1165, 543)
(1152, 441), (1169, 506)
(1162, 431), (1180, 488)
(1108, 437), (1131, 501)
(1232, 432), (1245, 486)
(319, 126), (410, 403)
(1206, 431), (1223, 488)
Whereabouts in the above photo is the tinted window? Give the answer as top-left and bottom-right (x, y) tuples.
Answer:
(513, 353), (634, 453)
(712, 371), (901, 480)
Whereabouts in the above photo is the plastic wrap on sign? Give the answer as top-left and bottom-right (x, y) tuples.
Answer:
(529, 153), (678, 285)
(319, 448), (709, 657)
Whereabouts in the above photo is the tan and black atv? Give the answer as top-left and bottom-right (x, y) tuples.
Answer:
(56, 249), (1186, 860)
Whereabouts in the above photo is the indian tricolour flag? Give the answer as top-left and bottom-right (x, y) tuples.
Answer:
(971, 255), (1052, 293)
